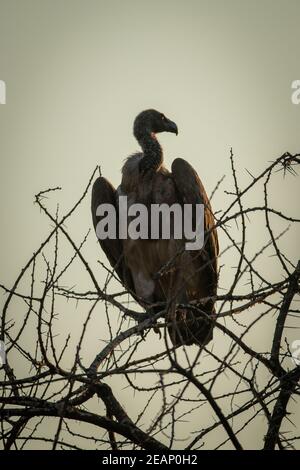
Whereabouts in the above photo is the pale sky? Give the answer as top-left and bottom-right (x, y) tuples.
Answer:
(0, 0), (299, 449)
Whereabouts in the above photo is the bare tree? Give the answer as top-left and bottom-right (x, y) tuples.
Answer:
(1, 151), (300, 451)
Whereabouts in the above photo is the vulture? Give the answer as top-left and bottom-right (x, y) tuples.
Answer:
(91, 109), (218, 347)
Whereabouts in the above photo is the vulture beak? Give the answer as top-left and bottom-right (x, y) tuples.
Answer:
(165, 119), (178, 135)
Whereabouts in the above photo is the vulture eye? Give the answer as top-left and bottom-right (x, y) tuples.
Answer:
(161, 114), (165, 121)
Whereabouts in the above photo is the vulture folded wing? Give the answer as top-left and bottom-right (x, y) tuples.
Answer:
(91, 177), (135, 293)
(171, 157), (219, 269)
(170, 158), (219, 346)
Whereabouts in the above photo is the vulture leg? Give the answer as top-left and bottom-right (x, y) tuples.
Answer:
(166, 270), (191, 346)
(91, 177), (135, 293)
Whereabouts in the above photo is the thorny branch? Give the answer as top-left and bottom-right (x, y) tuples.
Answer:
(0, 151), (300, 450)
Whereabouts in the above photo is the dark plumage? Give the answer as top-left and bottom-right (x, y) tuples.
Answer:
(91, 109), (218, 347)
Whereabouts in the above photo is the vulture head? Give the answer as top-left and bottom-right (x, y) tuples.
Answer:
(133, 109), (178, 140)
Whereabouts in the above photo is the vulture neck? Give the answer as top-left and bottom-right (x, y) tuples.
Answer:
(137, 132), (163, 172)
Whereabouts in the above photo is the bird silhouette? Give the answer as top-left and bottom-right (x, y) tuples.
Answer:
(91, 109), (218, 347)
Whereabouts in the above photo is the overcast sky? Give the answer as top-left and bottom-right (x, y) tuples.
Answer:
(0, 0), (299, 449)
